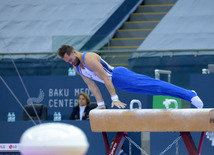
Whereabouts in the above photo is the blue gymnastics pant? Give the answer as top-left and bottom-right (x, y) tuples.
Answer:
(112, 67), (196, 102)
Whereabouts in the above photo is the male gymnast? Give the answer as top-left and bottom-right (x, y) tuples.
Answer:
(57, 45), (203, 109)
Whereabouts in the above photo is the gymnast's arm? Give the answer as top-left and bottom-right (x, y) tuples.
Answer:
(84, 53), (126, 109)
(74, 67), (104, 106)
(81, 74), (104, 104)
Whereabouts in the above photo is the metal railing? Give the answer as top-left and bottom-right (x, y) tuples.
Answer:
(1, 48), (214, 55)
(155, 69), (171, 83)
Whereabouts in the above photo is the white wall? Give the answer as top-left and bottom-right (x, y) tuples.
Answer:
(0, 0), (124, 53)
(138, 0), (214, 50)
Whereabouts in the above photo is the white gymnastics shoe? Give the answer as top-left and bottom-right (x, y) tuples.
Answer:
(191, 95), (204, 109)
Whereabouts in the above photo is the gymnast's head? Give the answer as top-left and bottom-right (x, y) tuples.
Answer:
(57, 45), (80, 66)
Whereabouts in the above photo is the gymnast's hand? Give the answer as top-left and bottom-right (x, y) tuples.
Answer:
(95, 105), (106, 109)
(111, 100), (127, 109)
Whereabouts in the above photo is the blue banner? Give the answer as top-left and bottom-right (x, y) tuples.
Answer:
(0, 76), (150, 121)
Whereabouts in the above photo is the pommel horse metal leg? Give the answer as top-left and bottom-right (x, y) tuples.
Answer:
(89, 109), (214, 155)
(180, 132), (206, 155)
(102, 132), (127, 155)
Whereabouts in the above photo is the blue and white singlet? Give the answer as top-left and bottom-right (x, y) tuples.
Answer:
(75, 52), (114, 83)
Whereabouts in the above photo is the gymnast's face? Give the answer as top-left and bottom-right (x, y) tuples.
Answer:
(63, 52), (80, 66)
(78, 95), (87, 106)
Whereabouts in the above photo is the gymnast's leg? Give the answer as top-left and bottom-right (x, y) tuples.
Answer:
(112, 67), (203, 108)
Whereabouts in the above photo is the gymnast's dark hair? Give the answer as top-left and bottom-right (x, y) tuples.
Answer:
(57, 45), (74, 58)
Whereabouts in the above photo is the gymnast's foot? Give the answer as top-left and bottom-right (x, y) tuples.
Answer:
(191, 90), (204, 109)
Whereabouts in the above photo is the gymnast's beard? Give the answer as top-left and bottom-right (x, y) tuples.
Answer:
(73, 57), (80, 66)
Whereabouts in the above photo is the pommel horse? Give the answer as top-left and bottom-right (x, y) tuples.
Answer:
(89, 108), (214, 155)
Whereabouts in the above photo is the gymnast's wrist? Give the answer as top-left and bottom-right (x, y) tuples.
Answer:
(111, 95), (119, 102)
(97, 101), (105, 106)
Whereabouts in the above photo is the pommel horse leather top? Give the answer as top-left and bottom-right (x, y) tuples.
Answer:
(90, 108), (214, 155)
(89, 108), (214, 132)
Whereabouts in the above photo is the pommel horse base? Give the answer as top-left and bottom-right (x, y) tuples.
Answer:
(89, 109), (214, 155)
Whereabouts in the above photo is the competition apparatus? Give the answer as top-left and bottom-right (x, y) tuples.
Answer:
(89, 100), (214, 155)
(20, 123), (89, 155)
